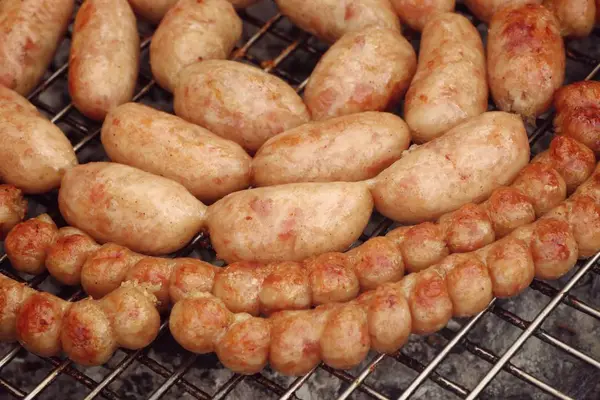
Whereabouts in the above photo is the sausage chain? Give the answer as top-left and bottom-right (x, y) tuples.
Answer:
(2, 135), (595, 315)
(166, 161), (600, 376)
(2, 160), (599, 371)
(0, 276), (160, 366)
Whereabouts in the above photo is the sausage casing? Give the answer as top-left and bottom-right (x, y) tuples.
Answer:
(390, 0), (455, 31)
(127, 0), (177, 23)
(464, 0), (542, 22)
(543, 0), (596, 37)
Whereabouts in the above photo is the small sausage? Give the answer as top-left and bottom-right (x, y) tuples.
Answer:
(150, 0), (242, 92)
(0, 0), (74, 95)
(371, 112), (530, 223)
(69, 0), (139, 120)
(212, 262), (272, 315)
(487, 4), (565, 121)
(304, 27), (416, 121)
(59, 162), (208, 255)
(258, 261), (311, 315)
(125, 258), (176, 309)
(0, 277), (35, 341)
(4, 214), (58, 275)
(102, 103), (252, 203)
(305, 253), (360, 304)
(252, 112), (410, 187)
(174, 60), (310, 153)
(169, 258), (219, 303)
(543, 0), (596, 37)
(0, 86), (78, 194)
(0, 185), (27, 239)
(404, 12), (487, 143)
(45, 227), (100, 286)
(16, 292), (67, 357)
(207, 181), (373, 263)
(390, 0), (455, 31)
(464, 0), (542, 23)
(127, 0), (178, 23)
(274, 0), (401, 43)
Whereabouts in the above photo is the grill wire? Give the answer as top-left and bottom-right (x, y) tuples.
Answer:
(1, 1), (600, 399)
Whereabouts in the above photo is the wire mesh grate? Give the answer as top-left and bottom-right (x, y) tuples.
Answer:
(1, 1), (600, 399)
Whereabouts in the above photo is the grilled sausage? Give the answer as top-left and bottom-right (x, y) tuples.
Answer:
(371, 112), (530, 223)
(273, 0), (401, 43)
(0, 185), (27, 239)
(58, 162), (208, 255)
(174, 60), (310, 152)
(102, 103), (252, 203)
(404, 12), (487, 143)
(464, 0), (542, 22)
(0, 87), (78, 194)
(150, 0), (242, 92)
(0, 0), (74, 95)
(69, 0), (139, 120)
(487, 4), (565, 121)
(4, 214), (57, 275)
(127, 0), (177, 23)
(304, 27), (416, 121)
(390, 0), (455, 31)
(252, 112), (411, 187)
(543, 0), (596, 37)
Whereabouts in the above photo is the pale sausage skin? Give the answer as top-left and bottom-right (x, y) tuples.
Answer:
(150, 0), (242, 92)
(487, 4), (565, 121)
(274, 0), (401, 43)
(0, 185), (27, 239)
(207, 182), (373, 263)
(127, 0), (178, 23)
(464, 0), (542, 22)
(0, 86), (78, 194)
(543, 0), (596, 37)
(174, 60), (310, 153)
(372, 112), (530, 224)
(58, 162), (208, 255)
(69, 0), (140, 121)
(252, 112), (411, 187)
(390, 0), (455, 31)
(553, 81), (600, 155)
(102, 103), (252, 203)
(304, 27), (416, 121)
(0, 0), (74, 95)
(404, 13), (487, 143)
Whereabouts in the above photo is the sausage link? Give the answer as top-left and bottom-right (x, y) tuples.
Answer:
(0, 278), (160, 365)
(0, 185), (27, 240)
(543, 0), (596, 38)
(390, 0), (455, 31)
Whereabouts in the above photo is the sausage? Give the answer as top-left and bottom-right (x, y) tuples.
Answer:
(252, 112), (411, 187)
(102, 103), (252, 203)
(464, 0), (542, 23)
(166, 164), (600, 376)
(404, 12), (487, 143)
(127, 0), (177, 23)
(207, 182), (373, 263)
(371, 112), (530, 223)
(273, 0), (401, 43)
(303, 27), (416, 121)
(0, 0), (74, 95)
(174, 60), (310, 153)
(45, 227), (100, 286)
(150, 0), (242, 92)
(69, 0), (139, 121)
(390, 0), (455, 31)
(543, 0), (596, 37)
(553, 81), (600, 154)
(4, 214), (57, 275)
(0, 185), (27, 239)
(487, 4), (565, 121)
(0, 87), (78, 194)
(0, 277), (160, 365)
(58, 162), (208, 255)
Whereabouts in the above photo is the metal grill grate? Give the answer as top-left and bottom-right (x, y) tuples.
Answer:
(1, 1), (600, 399)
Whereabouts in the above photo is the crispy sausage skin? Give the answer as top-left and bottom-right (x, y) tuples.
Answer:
(464, 0), (542, 22)
(150, 0), (242, 92)
(553, 81), (600, 154)
(304, 27), (416, 121)
(0, 87), (78, 194)
(174, 60), (310, 153)
(0, 0), (74, 95)
(69, 0), (139, 121)
(390, 0), (455, 31)
(5, 214), (57, 275)
(543, 0), (596, 37)
(252, 112), (411, 187)
(58, 162), (208, 255)
(487, 4), (565, 121)
(207, 182), (373, 263)
(102, 103), (252, 203)
(372, 112), (530, 224)
(404, 13), (487, 143)
(0, 185), (27, 239)
(274, 0), (401, 43)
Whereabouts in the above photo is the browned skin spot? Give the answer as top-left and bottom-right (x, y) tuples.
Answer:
(16, 297), (55, 335)
(74, 1), (95, 32)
